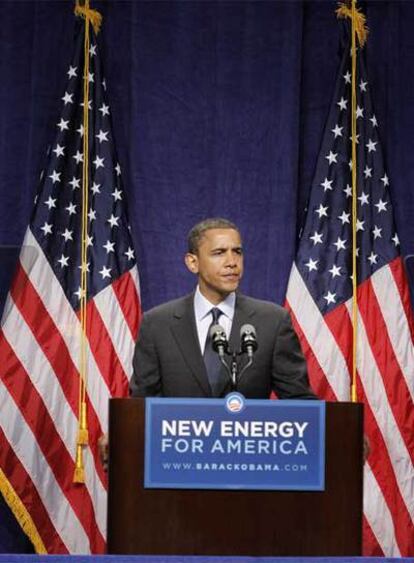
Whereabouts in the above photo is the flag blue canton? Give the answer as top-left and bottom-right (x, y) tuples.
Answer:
(296, 40), (400, 315)
(30, 25), (136, 310)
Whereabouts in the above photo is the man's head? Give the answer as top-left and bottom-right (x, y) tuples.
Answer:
(185, 218), (243, 304)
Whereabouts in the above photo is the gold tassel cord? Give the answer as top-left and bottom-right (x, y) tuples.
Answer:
(73, 0), (102, 483)
(336, 2), (368, 48)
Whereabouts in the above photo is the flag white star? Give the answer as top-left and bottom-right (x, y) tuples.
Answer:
(315, 204), (328, 218)
(69, 176), (81, 189)
(343, 71), (351, 84)
(331, 124), (343, 138)
(49, 170), (61, 184)
(112, 188), (123, 201)
(125, 247), (135, 260)
(88, 72), (94, 83)
(325, 151), (338, 165)
(392, 233), (400, 246)
(363, 166), (372, 178)
(44, 196), (57, 209)
(102, 78), (106, 91)
(40, 222), (53, 236)
(349, 134), (360, 144)
(67, 66), (77, 78)
(93, 155), (104, 169)
(359, 80), (368, 92)
(77, 124), (84, 137)
(370, 114), (378, 127)
(62, 91), (73, 105)
(321, 178), (333, 192)
(343, 184), (352, 198)
(305, 258), (318, 272)
(329, 265), (341, 278)
(74, 287), (86, 300)
(61, 229), (73, 242)
(107, 214), (120, 228)
(91, 182), (101, 194)
(367, 252), (378, 265)
(337, 97), (348, 111)
(53, 144), (65, 157)
(89, 44), (97, 56)
(80, 99), (92, 110)
(358, 192), (369, 205)
(99, 266), (111, 280)
(372, 225), (382, 239)
(78, 262), (90, 273)
(86, 235), (94, 247)
(115, 163), (122, 175)
(375, 199), (388, 213)
(99, 103), (110, 116)
(366, 139), (377, 153)
(96, 129), (109, 143)
(310, 231), (323, 245)
(88, 208), (97, 221)
(57, 254), (69, 268)
(338, 211), (350, 224)
(103, 240), (115, 254)
(65, 202), (77, 215)
(323, 291), (336, 305)
(73, 150), (84, 164)
(380, 173), (389, 186)
(356, 219), (365, 232)
(57, 118), (69, 131)
(356, 106), (364, 119)
(333, 237), (346, 251)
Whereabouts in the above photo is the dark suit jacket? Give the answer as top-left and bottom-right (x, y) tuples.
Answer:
(130, 293), (315, 399)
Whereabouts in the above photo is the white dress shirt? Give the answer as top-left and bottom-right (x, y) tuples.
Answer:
(193, 286), (236, 353)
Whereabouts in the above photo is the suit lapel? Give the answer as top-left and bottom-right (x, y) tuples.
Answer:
(170, 294), (212, 396)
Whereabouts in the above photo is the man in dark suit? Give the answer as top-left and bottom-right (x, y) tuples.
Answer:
(129, 217), (315, 400)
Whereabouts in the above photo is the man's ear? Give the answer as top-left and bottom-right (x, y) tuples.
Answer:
(185, 252), (199, 274)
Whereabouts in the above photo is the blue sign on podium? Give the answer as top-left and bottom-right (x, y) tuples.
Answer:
(145, 393), (325, 491)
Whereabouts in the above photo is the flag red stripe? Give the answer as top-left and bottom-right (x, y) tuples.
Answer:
(363, 515), (385, 557)
(357, 279), (414, 463)
(389, 257), (414, 343)
(359, 384), (414, 555)
(0, 428), (68, 554)
(0, 335), (105, 553)
(85, 300), (130, 397)
(287, 302), (338, 400)
(10, 264), (107, 481)
(112, 270), (141, 341)
(323, 303), (353, 376)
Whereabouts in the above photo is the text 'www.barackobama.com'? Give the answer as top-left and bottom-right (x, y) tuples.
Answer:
(162, 462), (308, 472)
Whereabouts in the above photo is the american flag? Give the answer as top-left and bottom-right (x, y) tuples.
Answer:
(285, 28), (414, 556)
(0, 18), (141, 554)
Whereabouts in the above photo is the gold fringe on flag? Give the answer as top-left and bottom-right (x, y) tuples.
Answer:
(0, 468), (47, 554)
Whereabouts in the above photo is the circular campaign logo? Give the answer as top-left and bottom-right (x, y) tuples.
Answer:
(225, 392), (245, 414)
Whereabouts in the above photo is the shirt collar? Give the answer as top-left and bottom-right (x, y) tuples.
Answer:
(194, 286), (236, 322)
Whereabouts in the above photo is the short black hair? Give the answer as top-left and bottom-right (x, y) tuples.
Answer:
(187, 218), (240, 254)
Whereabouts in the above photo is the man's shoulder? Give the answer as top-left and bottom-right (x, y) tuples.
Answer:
(143, 294), (192, 321)
(237, 294), (288, 318)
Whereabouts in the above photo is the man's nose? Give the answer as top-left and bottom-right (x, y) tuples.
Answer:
(225, 252), (238, 267)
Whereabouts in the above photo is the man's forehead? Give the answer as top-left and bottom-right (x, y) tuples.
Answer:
(200, 228), (242, 246)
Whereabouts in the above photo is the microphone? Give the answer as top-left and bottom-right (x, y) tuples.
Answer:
(240, 324), (258, 359)
(209, 324), (229, 358)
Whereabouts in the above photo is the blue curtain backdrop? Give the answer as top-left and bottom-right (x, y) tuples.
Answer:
(0, 0), (414, 553)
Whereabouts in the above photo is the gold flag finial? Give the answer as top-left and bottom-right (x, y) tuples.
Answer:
(74, 0), (102, 35)
(336, 2), (368, 47)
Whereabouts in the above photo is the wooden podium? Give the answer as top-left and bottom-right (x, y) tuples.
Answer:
(107, 399), (363, 556)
